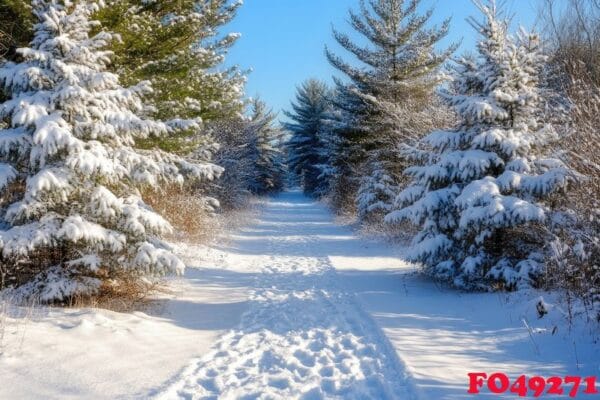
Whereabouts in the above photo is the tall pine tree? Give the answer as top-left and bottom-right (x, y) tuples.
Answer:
(326, 0), (455, 218)
(247, 99), (286, 195)
(285, 79), (332, 197)
(96, 0), (246, 152)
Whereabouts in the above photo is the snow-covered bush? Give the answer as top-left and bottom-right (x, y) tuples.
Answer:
(386, 2), (575, 290)
(0, 0), (221, 302)
(546, 218), (600, 319)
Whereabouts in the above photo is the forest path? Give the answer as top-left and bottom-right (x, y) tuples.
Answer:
(154, 190), (414, 400)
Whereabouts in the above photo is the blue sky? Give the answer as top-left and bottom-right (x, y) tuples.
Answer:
(225, 0), (539, 116)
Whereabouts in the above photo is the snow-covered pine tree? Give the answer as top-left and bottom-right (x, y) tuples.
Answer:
(326, 0), (455, 219)
(96, 0), (246, 152)
(247, 99), (285, 195)
(0, 0), (221, 301)
(386, 1), (575, 290)
(284, 79), (332, 197)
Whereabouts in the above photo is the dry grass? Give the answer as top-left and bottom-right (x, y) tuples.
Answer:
(67, 275), (170, 313)
(144, 184), (222, 244)
(563, 66), (600, 187)
(359, 218), (417, 245)
(147, 183), (259, 247)
(0, 297), (9, 353)
(0, 294), (38, 355)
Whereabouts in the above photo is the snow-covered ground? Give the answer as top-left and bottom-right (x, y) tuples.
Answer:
(0, 247), (252, 399)
(1, 190), (598, 399)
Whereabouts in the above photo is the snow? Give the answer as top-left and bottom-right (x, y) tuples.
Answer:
(155, 194), (412, 399)
(0, 244), (252, 399)
(348, 273), (599, 399)
(1, 190), (598, 399)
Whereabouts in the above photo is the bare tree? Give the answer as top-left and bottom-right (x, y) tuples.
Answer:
(538, 0), (600, 316)
(539, 0), (600, 83)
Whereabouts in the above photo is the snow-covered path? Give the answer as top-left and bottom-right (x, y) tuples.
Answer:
(2, 191), (596, 399)
(156, 191), (413, 399)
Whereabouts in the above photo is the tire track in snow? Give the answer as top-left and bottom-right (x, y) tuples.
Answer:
(154, 192), (414, 400)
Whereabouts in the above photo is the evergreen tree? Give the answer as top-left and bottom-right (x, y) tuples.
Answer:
(96, 0), (246, 152)
(326, 0), (455, 218)
(386, 1), (574, 290)
(247, 99), (285, 195)
(326, 84), (365, 211)
(284, 79), (332, 197)
(0, 0), (221, 301)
